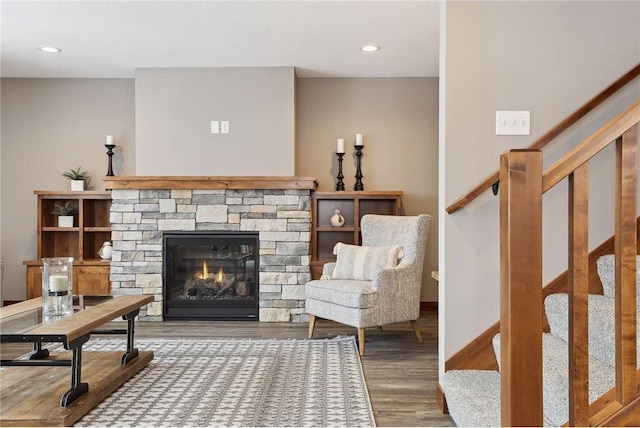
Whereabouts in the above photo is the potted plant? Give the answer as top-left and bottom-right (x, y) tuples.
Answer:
(62, 166), (91, 191)
(52, 201), (77, 227)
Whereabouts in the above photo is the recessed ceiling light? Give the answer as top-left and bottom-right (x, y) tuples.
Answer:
(360, 45), (380, 52)
(39, 46), (62, 53)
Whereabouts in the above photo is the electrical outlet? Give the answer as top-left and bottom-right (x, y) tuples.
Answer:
(496, 111), (530, 136)
(211, 121), (220, 134)
(221, 121), (230, 134)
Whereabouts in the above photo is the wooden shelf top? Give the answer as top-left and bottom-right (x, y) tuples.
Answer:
(34, 190), (111, 198)
(103, 176), (318, 190)
(313, 190), (403, 197)
(23, 260), (112, 266)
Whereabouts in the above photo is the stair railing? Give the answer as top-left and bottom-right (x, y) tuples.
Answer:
(500, 100), (640, 426)
(448, 63), (640, 215)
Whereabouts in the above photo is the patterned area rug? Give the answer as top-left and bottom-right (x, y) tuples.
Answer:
(74, 336), (375, 427)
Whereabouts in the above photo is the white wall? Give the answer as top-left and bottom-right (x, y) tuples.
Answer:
(0, 80), (3, 304)
(440, 0), (640, 372)
(135, 67), (296, 176)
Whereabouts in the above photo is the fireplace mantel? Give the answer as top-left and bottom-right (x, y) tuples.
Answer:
(103, 176), (318, 190)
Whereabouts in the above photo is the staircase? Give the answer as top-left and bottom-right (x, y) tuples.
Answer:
(441, 255), (640, 426)
(442, 64), (640, 425)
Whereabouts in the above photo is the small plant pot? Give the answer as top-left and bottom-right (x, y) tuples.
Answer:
(58, 216), (74, 228)
(70, 180), (85, 191)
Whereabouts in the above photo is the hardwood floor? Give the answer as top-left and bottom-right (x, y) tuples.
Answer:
(1, 311), (454, 427)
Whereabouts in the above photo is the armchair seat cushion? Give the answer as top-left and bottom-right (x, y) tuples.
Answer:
(305, 279), (378, 309)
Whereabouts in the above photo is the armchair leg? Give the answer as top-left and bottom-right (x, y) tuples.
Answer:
(308, 315), (316, 339)
(410, 320), (424, 343)
(357, 328), (366, 356)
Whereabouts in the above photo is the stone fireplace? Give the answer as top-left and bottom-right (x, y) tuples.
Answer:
(105, 176), (317, 322)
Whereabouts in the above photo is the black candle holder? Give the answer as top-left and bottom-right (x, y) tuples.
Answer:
(354, 145), (364, 191)
(336, 153), (345, 191)
(105, 144), (116, 177)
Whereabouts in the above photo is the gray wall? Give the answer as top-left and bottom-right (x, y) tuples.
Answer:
(1, 74), (439, 303)
(440, 0), (640, 372)
(296, 77), (439, 301)
(135, 67), (296, 176)
(0, 78), (135, 300)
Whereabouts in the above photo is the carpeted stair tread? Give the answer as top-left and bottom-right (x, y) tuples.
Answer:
(441, 370), (502, 427)
(441, 370), (555, 427)
(596, 254), (640, 299)
(545, 293), (640, 368)
(490, 333), (614, 426)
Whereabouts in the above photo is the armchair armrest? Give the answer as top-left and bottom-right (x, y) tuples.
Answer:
(372, 264), (421, 323)
(372, 265), (416, 294)
(322, 262), (336, 279)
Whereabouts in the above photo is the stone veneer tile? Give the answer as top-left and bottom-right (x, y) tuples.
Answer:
(264, 195), (299, 205)
(112, 190), (140, 200)
(158, 219), (195, 231)
(159, 199), (176, 213)
(240, 218), (287, 231)
(196, 205), (227, 223)
(171, 189), (192, 199)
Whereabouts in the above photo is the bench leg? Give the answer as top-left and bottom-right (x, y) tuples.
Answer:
(60, 334), (90, 407)
(27, 342), (50, 360)
(121, 309), (141, 364)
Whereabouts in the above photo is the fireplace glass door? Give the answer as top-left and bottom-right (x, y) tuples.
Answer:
(163, 232), (259, 320)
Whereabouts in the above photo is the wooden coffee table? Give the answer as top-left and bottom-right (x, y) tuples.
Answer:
(0, 295), (154, 426)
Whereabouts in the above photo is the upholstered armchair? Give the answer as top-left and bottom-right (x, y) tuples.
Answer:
(305, 214), (431, 356)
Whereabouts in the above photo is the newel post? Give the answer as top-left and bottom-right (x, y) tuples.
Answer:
(499, 150), (544, 426)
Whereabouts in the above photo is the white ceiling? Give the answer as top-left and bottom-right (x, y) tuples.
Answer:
(0, 0), (440, 79)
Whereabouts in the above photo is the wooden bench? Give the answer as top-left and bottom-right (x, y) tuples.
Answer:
(0, 295), (154, 426)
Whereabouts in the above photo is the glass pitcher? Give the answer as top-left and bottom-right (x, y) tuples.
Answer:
(42, 257), (74, 316)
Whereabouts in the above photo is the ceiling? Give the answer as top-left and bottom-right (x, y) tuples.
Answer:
(0, 1), (440, 79)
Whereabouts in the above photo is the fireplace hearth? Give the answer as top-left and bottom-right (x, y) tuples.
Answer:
(163, 231), (259, 320)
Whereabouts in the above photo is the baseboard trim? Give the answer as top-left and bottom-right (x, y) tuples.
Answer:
(436, 381), (449, 414)
(420, 301), (437, 312)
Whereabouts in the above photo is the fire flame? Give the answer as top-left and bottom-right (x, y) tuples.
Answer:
(195, 261), (224, 284)
(215, 267), (225, 284)
(202, 261), (209, 278)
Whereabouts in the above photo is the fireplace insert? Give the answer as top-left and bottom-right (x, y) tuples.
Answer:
(163, 232), (259, 320)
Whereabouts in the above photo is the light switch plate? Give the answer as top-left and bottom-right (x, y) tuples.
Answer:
(496, 111), (530, 136)
(221, 121), (230, 134)
(211, 121), (220, 134)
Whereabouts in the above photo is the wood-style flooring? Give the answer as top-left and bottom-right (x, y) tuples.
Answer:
(1, 311), (454, 427)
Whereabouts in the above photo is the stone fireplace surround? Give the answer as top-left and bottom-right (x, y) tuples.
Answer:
(104, 176), (317, 322)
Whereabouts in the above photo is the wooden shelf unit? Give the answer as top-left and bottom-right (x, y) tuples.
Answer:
(310, 191), (403, 279)
(24, 191), (112, 298)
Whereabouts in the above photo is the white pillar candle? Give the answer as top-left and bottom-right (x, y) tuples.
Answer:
(106, 135), (114, 145)
(355, 133), (363, 146)
(49, 275), (68, 292)
(337, 138), (345, 153)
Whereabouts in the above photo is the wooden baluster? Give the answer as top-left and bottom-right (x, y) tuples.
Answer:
(499, 149), (543, 426)
(568, 164), (589, 426)
(615, 126), (638, 405)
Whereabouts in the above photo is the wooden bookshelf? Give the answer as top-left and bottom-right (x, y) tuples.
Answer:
(310, 191), (403, 279)
(24, 191), (112, 298)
